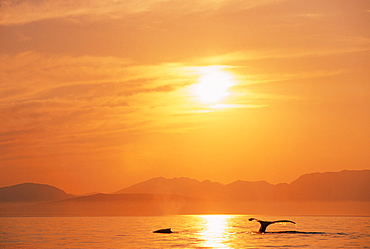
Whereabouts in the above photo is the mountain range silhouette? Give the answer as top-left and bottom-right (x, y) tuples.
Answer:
(115, 170), (370, 202)
(1, 170), (369, 216)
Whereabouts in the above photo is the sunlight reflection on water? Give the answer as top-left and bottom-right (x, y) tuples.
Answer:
(198, 215), (232, 248)
(0, 215), (369, 248)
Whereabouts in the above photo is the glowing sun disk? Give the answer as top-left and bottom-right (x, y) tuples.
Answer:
(191, 66), (234, 105)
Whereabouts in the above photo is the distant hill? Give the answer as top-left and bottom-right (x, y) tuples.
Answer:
(0, 193), (199, 216)
(0, 170), (369, 216)
(116, 170), (370, 202)
(115, 177), (225, 199)
(0, 183), (74, 203)
(289, 170), (370, 201)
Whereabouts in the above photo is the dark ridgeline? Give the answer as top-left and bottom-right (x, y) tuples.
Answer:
(0, 192), (197, 216)
(116, 170), (370, 202)
(288, 170), (370, 201)
(0, 183), (74, 202)
(0, 170), (369, 216)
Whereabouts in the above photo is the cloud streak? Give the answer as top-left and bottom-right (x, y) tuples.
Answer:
(0, 0), (281, 26)
(0, 0), (145, 26)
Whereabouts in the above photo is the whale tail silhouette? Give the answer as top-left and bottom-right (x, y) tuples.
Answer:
(249, 218), (296, 233)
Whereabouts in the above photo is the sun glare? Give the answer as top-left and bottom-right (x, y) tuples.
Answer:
(191, 66), (235, 105)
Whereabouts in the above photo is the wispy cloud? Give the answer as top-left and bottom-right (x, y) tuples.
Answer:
(0, 0), (143, 26)
(1, 50), (278, 162)
(0, 52), (240, 161)
(0, 0), (281, 26)
(192, 34), (370, 64)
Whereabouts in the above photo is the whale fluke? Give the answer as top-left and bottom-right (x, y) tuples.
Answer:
(249, 218), (296, 233)
(153, 228), (173, 233)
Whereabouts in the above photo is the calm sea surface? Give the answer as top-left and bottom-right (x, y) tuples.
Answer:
(1, 215), (369, 248)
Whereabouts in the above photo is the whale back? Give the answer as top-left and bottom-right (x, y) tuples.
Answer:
(153, 228), (172, 233)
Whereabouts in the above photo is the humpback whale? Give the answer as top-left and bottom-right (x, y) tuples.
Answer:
(249, 218), (296, 233)
(153, 228), (173, 233)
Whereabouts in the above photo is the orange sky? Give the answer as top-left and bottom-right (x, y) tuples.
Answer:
(1, 0), (369, 194)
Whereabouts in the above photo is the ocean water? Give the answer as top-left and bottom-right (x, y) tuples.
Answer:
(0, 215), (369, 248)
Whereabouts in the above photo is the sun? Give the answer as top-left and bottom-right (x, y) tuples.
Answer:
(191, 66), (235, 105)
